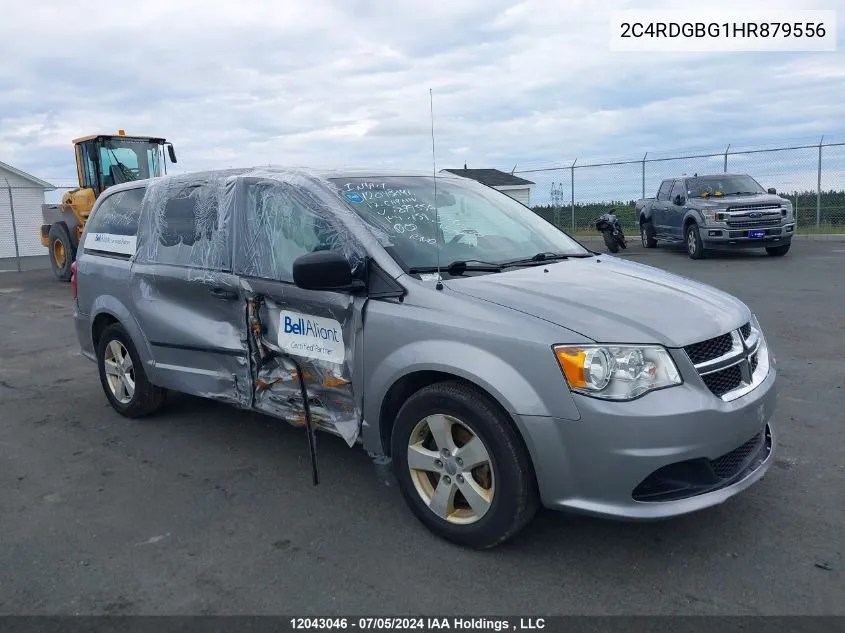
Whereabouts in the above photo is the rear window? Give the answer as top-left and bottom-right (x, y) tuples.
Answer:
(84, 187), (146, 256)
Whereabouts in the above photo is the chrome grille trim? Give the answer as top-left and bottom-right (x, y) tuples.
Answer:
(725, 203), (783, 212)
(686, 322), (769, 402)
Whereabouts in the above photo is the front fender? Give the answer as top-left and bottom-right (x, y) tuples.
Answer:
(90, 295), (155, 371)
(684, 209), (706, 226)
(362, 339), (581, 453)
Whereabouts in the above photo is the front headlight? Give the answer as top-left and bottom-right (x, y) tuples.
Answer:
(553, 344), (683, 400)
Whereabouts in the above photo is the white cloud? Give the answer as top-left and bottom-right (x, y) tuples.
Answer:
(0, 0), (843, 206)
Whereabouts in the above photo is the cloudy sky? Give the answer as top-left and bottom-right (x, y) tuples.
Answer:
(1, 0), (843, 204)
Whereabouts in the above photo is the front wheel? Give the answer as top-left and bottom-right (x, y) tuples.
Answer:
(391, 381), (539, 549)
(766, 244), (791, 257)
(603, 231), (620, 253)
(97, 323), (166, 418)
(686, 224), (705, 259)
(48, 222), (75, 282)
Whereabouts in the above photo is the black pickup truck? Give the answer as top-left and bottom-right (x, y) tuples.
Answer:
(635, 173), (795, 259)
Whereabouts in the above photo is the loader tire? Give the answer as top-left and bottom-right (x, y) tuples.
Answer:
(48, 222), (75, 282)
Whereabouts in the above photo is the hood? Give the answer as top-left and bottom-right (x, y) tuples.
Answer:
(443, 255), (751, 348)
(689, 192), (785, 209)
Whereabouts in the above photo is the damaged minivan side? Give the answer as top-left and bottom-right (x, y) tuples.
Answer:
(73, 167), (778, 549)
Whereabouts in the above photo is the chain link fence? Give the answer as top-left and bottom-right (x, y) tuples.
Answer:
(0, 181), (79, 272)
(520, 140), (845, 234)
(3, 140), (844, 271)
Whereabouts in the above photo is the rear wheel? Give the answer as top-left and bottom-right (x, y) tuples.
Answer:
(640, 220), (657, 248)
(391, 381), (539, 549)
(97, 323), (166, 418)
(766, 244), (791, 257)
(686, 223), (705, 259)
(603, 231), (619, 253)
(48, 223), (75, 281)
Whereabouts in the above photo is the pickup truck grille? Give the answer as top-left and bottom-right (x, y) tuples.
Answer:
(683, 322), (766, 401)
(725, 217), (782, 229)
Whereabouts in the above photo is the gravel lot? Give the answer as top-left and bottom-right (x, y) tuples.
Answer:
(1, 240), (843, 616)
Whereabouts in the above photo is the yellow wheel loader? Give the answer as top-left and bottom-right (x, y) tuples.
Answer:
(40, 131), (177, 281)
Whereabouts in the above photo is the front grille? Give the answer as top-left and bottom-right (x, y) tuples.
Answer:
(701, 364), (743, 396)
(686, 322), (762, 400)
(684, 333), (732, 364)
(710, 431), (764, 479)
(725, 217), (782, 229)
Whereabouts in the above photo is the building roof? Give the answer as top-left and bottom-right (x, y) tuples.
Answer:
(441, 167), (534, 187)
(0, 160), (56, 190)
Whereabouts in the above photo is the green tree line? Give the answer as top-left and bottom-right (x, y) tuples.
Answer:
(532, 190), (845, 231)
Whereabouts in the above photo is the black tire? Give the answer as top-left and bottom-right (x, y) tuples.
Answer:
(96, 323), (166, 418)
(766, 244), (791, 257)
(391, 381), (539, 549)
(48, 222), (76, 282)
(686, 223), (705, 259)
(640, 220), (657, 248)
(603, 231), (619, 253)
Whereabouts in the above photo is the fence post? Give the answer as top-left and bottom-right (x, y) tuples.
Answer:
(570, 159), (577, 231)
(642, 152), (647, 200)
(724, 144), (730, 173)
(4, 178), (22, 273)
(816, 136), (823, 230)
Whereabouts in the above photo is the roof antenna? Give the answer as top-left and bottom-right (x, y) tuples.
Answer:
(430, 88), (443, 290)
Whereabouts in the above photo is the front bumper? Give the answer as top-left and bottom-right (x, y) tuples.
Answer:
(518, 362), (777, 520)
(700, 222), (794, 248)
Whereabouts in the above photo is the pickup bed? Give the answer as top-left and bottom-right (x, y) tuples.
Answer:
(635, 173), (795, 259)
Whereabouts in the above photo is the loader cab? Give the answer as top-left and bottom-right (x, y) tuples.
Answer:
(74, 132), (177, 197)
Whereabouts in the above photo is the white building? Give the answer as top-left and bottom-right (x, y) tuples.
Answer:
(441, 165), (535, 207)
(0, 161), (56, 259)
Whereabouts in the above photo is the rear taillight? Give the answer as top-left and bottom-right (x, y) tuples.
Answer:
(70, 261), (78, 300)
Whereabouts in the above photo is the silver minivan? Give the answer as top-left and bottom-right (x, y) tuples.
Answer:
(72, 167), (778, 549)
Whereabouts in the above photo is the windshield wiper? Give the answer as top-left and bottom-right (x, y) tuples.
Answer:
(499, 252), (591, 267)
(408, 259), (502, 276)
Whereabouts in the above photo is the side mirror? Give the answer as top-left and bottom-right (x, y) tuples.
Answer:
(292, 250), (362, 292)
(167, 143), (177, 163)
(767, 187), (776, 194)
(673, 194), (685, 206)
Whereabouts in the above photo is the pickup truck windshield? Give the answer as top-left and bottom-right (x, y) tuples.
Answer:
(686, 175), (766, 198)
(330, 176), (590, 271)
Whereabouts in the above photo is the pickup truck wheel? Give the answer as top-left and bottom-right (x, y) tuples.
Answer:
(686, 224), (705, 259)
(391, 381), (539, 549)
(765, 244), (791, 257)
(640, 220), (657, 248)
(97, 323), (166, 418)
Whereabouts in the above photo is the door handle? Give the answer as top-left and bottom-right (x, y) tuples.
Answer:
(209, 287), (238, 300)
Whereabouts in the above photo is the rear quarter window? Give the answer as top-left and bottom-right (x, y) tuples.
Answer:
(83, 187), (146, 257)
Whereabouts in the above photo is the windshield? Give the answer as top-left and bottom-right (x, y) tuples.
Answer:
(685, 175), (765, 198)
(329, 176), (590, 271)
(99, 139), (163, 187)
